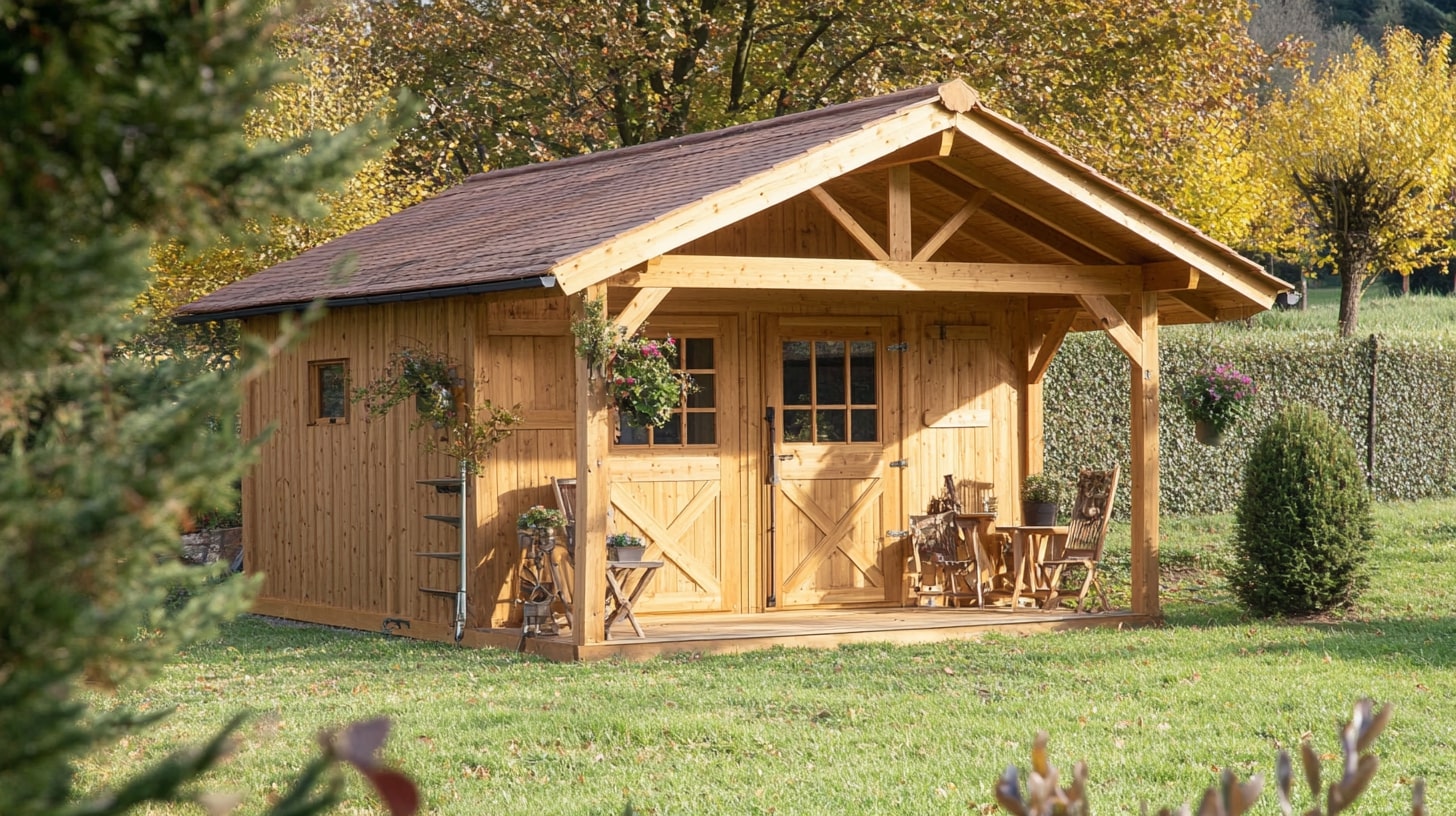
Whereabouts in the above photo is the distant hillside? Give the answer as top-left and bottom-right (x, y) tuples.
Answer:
(1315, 0), (1454, 40)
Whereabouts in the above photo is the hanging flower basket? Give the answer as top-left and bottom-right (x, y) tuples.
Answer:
(1181, 362), (1256, 446)
(1194, 419), (1224, 446)
(571, 296), (693, 429)
(352, 345), (521, 472)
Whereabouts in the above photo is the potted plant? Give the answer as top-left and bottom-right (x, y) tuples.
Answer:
(1181, 362), (1257, 445)
(606, 532), (647, 562)
(517, 505), (567, 550)
(571, 296), (694, 429)
(1021, 473), (1063, 526)
(352, 345), (521, 472)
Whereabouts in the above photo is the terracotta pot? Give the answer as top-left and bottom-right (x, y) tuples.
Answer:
(1194, 419), (1224, 446)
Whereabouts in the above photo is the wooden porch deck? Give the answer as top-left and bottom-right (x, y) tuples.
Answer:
(464, 606), (1154, 662)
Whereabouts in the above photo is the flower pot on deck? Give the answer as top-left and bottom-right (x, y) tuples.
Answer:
(1022, 501), (1058, 526)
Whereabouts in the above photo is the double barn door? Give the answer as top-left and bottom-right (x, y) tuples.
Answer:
(609, 314), (904, 614)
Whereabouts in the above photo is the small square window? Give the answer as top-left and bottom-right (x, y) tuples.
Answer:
(310, 360), (349, 425)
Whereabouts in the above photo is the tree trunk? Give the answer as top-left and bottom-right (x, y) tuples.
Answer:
(1337, 258), (1365, 338)
(1297, 273), (1308, 311)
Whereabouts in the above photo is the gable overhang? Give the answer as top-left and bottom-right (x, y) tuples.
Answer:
(547, 87), (972, 295)
(172, 275), (556, 324)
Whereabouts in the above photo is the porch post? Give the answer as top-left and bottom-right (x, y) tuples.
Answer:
(573, 284), (609, 644)
(1128, 291), (1161, 617)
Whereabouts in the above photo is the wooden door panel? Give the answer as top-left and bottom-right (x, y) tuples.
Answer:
(769, 317), (901, 608)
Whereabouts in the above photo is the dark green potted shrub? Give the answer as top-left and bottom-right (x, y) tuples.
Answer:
(1021, 473), (1062, 526)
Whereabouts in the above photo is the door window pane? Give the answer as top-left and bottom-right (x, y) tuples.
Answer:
(816, 409), (846, 443)
(814, 341), (846, 405)
(687, 373), (715, 408)
(783, 410), (813, 443)
(685, 338), (714, 369)
(687, 413), (716, 445)
(782, 341), (811, 406)
(615, 336), (716, 448)
(779, 337), (879, 444)
(851, 409), (878, 442)
(850, 341), (877, 405)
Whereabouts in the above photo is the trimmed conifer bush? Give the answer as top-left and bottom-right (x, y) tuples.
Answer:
(1229, 403), (1373, 616)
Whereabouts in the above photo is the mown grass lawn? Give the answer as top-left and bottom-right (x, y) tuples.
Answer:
(80, 499), (1456, 816)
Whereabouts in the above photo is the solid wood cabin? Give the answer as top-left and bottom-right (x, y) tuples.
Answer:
(183, 81), (1287, 658)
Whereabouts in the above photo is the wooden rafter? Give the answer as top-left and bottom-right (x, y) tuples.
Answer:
(1077, 294), (1143, 361)
(1167, 290), (1220, 322)
(837, 173), (1020, 263)
(947, 118), (1277, 306)
(926, 159), (1133, 264)
(911, 163), (1112, 264)
(913, 189), (992, 262)
(613, 287), (671, 335)
(1029, 309), (1077, 384)
(552, 103), (961, 291)
(640, 255), (1139, 294)
(810, 185), (890, 261)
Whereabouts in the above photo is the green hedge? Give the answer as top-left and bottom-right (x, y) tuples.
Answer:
(1043, 328), (1456, 516)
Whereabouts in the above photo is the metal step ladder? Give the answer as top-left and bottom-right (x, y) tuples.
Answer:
(415, 462), (468, 641)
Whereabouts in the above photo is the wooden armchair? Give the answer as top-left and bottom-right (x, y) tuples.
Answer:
(1037, 466), (1119, 612)
(907, 511), (958, 605)
(550, 476), (576, 555)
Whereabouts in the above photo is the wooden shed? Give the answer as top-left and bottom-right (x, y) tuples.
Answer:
(178, 80), (1287, 660)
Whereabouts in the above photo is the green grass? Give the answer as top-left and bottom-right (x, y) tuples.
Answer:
(1236, 287), (1456, 337)
(79, 499), (1456, 815)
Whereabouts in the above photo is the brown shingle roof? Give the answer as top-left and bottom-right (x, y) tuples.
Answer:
(177, 83), (950, 319)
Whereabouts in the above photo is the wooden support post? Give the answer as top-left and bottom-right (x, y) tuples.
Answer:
(888, 165), (913, 261)
(573, 284), (610, 644)
(1129, 291), (1161, 617)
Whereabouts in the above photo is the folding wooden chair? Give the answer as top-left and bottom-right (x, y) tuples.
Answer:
(1037, 466), (1119, 612)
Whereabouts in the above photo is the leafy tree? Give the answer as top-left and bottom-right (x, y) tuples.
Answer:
(1251, 28), (1456, 337)
(356, 0), (1275, 209)
(0, 0), (412, 812)
(136, 2), (436, 359)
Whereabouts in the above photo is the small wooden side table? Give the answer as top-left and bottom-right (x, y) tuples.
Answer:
(604, 560), (663, 638)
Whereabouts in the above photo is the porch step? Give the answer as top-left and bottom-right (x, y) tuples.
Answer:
(419, 587), (456, 598)
(415, 551), (461, 560)
(417, 477), (463, 494)
(424, 514), (462, 526)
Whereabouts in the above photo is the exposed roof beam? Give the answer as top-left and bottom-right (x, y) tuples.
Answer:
(914, 189), (992, 262)
(911, 163), (1112, 264)
(1029, 309), (1077, 384)
(927, 159), (1135, 264)
(851, 131), (955, 173)
(634, 255), (1139, 294)
(1077, 294), (1143, 362)
(948, 118), (1279, 306)
(810, 186), (890, 261)
(1166, 290), (1223, 322)
(552, 103), (961, 292)
(613, 287), (672, 335)
(1142, 261), (1200, 292)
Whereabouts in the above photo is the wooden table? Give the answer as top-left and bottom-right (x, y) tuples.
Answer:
(991, 525), (1067, 607)
(952, 512), (999, 606)
(604, 560), (663, 638)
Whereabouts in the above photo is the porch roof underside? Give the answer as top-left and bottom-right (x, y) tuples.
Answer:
(177, 81), (1286, 326)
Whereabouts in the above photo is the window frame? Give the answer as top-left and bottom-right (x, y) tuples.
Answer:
(308, 359), (350, 426)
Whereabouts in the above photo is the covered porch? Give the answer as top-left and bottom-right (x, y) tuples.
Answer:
(464, 605), (1153, 662)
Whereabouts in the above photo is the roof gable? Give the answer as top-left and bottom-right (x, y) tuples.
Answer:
(178, 79), (1285, 322)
